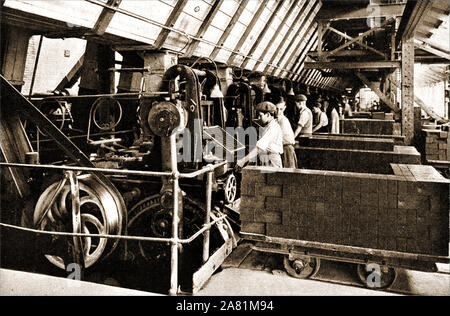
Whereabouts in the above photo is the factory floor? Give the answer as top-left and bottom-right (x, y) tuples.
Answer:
(2, 245), (449, 296)
(196, 243), (450, 296)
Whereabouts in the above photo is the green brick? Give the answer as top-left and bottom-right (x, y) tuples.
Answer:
(239, 209), (255, 222)
(255, 210), (282, 224)
(256, 184), (282, 197)
(241, 222), (265, 235)
(265, 196), (290, 211)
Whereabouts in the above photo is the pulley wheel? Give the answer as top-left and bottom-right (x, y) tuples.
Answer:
(283, 255), (320, 279)
(33, 174), (124, 269)
(147, 101), (181, 137)
(356, 263), (397, 290)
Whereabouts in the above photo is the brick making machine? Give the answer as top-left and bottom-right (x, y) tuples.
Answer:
(0, 62), (248, 293)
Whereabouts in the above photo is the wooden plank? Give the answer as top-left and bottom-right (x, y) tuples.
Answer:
(241, 233), (450, 263)
(221, 242), (253, 269)
(192, 237), (233, 294)
(55, 54), (85, 91)
(304, 60), (400, 70)
(209, 0), (250, 60)
(290, 35), (318, 79)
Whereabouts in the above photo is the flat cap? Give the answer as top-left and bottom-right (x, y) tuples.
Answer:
(255, 101), (276, 113)
(295, 94), (307, 102)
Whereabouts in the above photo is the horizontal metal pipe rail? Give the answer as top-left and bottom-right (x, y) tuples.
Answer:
(0, 214), (226, 245)
(0, 160), (228, 295)
(0, 161), (226, 179)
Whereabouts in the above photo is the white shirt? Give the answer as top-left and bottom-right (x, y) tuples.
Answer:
(277, 115), (296, 145)
(330, 108), (340, 134)
(257, 119), (283, 154)
(297, 107), (313, 135)
(317, 111), (328, 128)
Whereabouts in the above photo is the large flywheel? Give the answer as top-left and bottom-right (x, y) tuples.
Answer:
(33, 173), (124, 269)
(127, 194), (232, 263)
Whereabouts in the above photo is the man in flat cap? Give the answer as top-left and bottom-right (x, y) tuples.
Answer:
(236, 101), (283, 169)
(293, 94), (313, 138)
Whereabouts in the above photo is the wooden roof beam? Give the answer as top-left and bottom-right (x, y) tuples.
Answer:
(284, 22), (318, 76)
(396, 0), (434, 45)
(153, 0), (188, 50)
(305, 60), (400, 70)
(250, 0), (299, 71)
(270, 0), (320, 76)
(414, 39), (450, 61)
(325, 17), (395, 59)
(224, 0), (267, 64)
(316, 3), (405, 21)
(262, 0), (310, 74)
(291, 37), (318, 81)
(209, 0), (249, 60)
(91, 0), (122, 36)
(185, 0), (224, 57)
(238, 0), (285, 69)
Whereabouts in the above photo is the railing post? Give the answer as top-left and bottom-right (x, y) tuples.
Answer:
(169, 133), (180, 296)
(203, 165), (213, 263)
(67, 171), (85, 272)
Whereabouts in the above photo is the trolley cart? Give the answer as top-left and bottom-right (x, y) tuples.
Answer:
(241, 232), (450, 289)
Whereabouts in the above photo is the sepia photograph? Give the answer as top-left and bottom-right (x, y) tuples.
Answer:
(0, 0), (449, 302)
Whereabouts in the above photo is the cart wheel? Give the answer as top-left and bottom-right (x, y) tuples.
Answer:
(283, 255), (320, 279)
(223, 172), (237, 204)
(356, 263), (397, 290)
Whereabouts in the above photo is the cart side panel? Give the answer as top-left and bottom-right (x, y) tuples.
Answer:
(240, 166), (450, 257)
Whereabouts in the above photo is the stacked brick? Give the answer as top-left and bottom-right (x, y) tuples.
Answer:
(298, 135), (394, 151)
(296, 146), (421, 174)
(422, 129), (450, 162)
(240, 166), (449, 256)
(340, 118), (394, 135)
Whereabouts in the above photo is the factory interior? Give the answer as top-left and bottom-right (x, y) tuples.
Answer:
(0, 0), (449, 297)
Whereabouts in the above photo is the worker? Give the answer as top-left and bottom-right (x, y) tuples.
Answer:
(343, 97), (353, 118)
(275, 96), (297, 168)
(236, 101), (283, 169)
(293, 94), (313, 138)
(328, 99), (340, 134)
(312, 101), (328, 133)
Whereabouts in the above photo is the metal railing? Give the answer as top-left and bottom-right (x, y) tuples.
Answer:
(0, 158), (228, 295)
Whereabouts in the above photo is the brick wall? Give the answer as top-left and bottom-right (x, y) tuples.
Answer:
(240, 166), (449, 256)
(422, 129), (450, 162)
(22, 36), (86, 95)
(296, 145), (421, 174)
